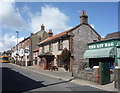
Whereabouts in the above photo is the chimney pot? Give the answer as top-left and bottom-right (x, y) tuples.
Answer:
(30, 33), (34, 36)
(48, 29), (53, 37)
(82, 10), (86, 15)
(41, 24), (45, 30)
(80, 10), (88, 24)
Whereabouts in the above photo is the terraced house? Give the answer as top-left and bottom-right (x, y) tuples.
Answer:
(11, 37), (30, 66)
(11, 24), (49, 66)
(29, 24), (49, 65)
(36, 11), (101, 73)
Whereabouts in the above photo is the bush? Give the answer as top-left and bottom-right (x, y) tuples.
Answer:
(11, 60), (16, 64)
(59, 48), (71, 71)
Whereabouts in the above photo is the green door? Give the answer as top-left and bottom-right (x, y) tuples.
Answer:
(101, 62), (110, 85)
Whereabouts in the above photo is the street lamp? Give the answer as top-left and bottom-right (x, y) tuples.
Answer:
(16, 31), (19, 64)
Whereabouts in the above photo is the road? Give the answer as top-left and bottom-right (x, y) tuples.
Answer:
(1, 63), (106, 92)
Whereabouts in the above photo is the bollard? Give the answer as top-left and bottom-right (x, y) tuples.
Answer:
(93, 66), (100, 84)
(114, 66), (120, 92)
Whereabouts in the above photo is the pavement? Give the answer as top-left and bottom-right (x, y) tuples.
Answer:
(10, 63), (118, 92)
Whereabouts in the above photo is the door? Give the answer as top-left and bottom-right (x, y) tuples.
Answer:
(35, 57), (37, 65)
(100, 62), (110, 85)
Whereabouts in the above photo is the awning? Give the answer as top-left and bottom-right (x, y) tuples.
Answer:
(84, 47), (115, 58)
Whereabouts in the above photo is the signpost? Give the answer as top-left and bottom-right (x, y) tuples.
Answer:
(118, 59), (120, 68)
(24, 48), (29, 66)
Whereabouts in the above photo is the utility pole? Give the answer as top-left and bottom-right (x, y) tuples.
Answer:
(16, 31), (19, 64)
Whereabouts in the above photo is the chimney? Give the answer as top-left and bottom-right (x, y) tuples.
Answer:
(80, 10), (88, 24)
(48, 29), (53, 37)
(41, 24), (45, 30)
(30, 33), (34, 36)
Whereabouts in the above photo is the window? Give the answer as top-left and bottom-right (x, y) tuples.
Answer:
(39, 58), (44, 66)
(93, 40), (97, 42)
(57, 59), (63, 67)
(39, 36), (41, 42)
(49, 43), (53, 52)
(58, 39), (63, 50)
(42, 46), (44, 53)
(56, 55), (63, 67)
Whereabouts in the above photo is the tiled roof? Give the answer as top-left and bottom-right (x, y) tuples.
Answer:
(38, 28), (73, 45)
(38, 23), (101, 45)
(105, 31), (120, 39)
(33, 47), (39, 52)
(19, 36), (30, 43)
(100, 37), (105, 40)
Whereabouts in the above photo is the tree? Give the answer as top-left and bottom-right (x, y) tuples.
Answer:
(59, 48), (71, 71)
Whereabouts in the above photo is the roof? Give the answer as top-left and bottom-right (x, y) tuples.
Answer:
(38, 23), (101, 45)
(33, 47), (39, 52)
(38, 28), (73, 45)
(19, 36), (30, 44)
(105, 31), (120, 39)
(88, 37), (120, 45)
(100, 37), (105, 40)
(38, 52), (55, 57)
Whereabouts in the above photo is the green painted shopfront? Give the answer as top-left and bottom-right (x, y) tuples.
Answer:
(84, 37), (120, 69)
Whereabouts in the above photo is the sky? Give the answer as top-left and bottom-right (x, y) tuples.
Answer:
(0, 0), (119, 52)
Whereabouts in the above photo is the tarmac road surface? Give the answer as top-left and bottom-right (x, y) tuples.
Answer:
(1, 63), (109, 93)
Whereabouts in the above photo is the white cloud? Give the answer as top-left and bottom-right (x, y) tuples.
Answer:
(0, 34), (24, 52)
(90, 24), (95, 29)
(101, 36), (105, 38)
(0, 1), (26, 31)
(29, 5), (70, 35)
(0, 4), (71, 52)
(22, 5), (33, 18)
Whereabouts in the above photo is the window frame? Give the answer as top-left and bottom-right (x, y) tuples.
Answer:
(58, 39), (63, 50)
(42, 46), (44, 53)
(49, 43), (53, 52)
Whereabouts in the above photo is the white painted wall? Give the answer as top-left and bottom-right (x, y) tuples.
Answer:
(38, 39), (69, 66)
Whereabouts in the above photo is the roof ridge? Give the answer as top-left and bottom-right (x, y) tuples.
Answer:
(38, 23), (101, 45)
